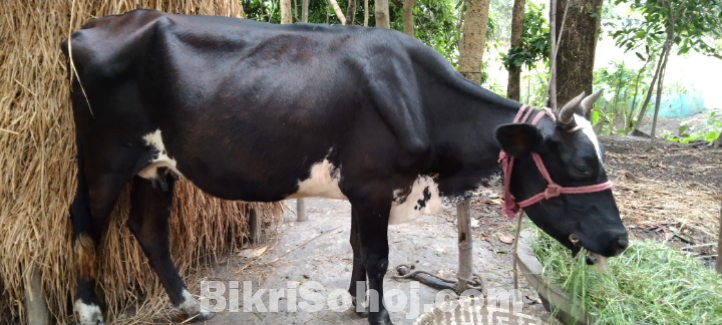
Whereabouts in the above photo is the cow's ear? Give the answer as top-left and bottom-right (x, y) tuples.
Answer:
(495, 123), (543, 157)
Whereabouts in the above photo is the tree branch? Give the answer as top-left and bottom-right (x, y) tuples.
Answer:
(326, 0), (347, 24)
(390, 0), (404, 8)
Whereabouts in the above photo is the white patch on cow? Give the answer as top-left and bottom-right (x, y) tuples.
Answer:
(137, 129), (184, 179)
(177, 289), (214, 317)
(287, 159), (347, 200)
(388, 176), (441, 225)
(74, 299), (104, 325)
(573, 114), (602, 162)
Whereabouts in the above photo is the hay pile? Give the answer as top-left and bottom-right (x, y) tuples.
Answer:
(0, 1), (283, 324)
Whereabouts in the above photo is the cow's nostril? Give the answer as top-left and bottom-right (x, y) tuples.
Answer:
(613, 234), (629, 254)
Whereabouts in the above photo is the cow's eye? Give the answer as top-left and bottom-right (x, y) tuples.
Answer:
(574, 164), (590, 175)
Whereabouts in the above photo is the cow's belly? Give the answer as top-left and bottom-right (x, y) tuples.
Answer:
(137, 129), (440, 224)
(283, 159), (441, 224)
(389, 176), (442, 224)
(285, 159), (347, 200)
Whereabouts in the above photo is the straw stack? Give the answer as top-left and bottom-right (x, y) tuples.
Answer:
(0, 1), (282, 323)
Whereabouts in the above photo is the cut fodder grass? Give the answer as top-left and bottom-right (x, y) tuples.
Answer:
(532, 227), (722, 325)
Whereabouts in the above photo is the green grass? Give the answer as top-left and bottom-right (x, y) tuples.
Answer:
(531, 227), (722, 325)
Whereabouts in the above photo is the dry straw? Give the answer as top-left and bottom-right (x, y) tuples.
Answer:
(0, 1), (282, 324)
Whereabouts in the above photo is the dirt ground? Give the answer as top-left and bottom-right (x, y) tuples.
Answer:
(198, 198), (553, 325)
(186, 134), (720, 325)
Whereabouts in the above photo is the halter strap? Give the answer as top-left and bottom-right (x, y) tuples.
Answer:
(499, 105), (613, 218)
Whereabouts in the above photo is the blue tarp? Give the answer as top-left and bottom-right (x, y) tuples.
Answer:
(644, 92), (706, 118)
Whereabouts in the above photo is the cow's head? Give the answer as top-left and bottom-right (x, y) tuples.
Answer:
(495, 91), (628, 260)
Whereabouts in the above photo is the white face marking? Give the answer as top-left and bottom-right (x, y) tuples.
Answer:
(287, 159), (346, 200)
(573, 115), (602, 163)
(74, 300), (104, 325)
(137, 129), (184, 179)
(388, 176), (441, 225)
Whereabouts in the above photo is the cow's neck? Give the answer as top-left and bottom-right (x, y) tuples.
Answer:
(427, 76), (524, 196)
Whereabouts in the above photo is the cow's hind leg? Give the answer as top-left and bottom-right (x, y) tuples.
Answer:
(348, 215), (370, 318)
(72, 176), (129, 325)
(70, 135), (134, 325)
(349, 195), (393, 325)
(127, 174), (214, 321)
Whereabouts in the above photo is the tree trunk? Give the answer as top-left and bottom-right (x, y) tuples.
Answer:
(507, 0), (526, 101)
(402, 0), (417, 36)
(346, 0), (357, 25)
(375, 0), (390, 28)
(364, 0), (369, 26)
(328, 0), (347, 24)
(281, 0), (292, 24)
(457, 0), (491, 84)
(302, 0), (309, 22)
(294, 0), (298, 21)
(633, 47), (667, 134)
(716, 194), (722, 274)
(626, 59), (651, 133)
(554, 0), (603, 106)
(548, 0), (558, 108)
(650, 50), (670, 142)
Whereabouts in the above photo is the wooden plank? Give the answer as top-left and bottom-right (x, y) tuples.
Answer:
(297, 198), (307, 222)
(516, 229), (592, 325)
(248, 208), (261, 243)
(24, 270), (49, 325)
(456, 199), (473, 293)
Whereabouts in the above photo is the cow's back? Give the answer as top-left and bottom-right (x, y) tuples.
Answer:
(63, 10), (438, 204)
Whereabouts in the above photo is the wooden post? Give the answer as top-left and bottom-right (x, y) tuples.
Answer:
(297, 198), (307, 222)
(24, 270), (49, 325)
(457, 199), (473, 292)
(714, 195), (722, 274)
(248, 208), (262, 243)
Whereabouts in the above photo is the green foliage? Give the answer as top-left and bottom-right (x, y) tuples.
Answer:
(590, 60), (652, 135)
(532, 226), (722, 325)
(519, 63), (549, 107)
(608, 0), (722, 57)
(661, 111), (722, 143)
(405, 0), (465, 66)
(501, 2), (550, 70)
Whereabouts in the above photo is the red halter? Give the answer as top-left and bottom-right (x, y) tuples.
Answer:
(499, 105), (614, 219)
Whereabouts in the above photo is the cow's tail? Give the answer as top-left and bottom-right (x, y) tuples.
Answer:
(69, 129), (98, 280)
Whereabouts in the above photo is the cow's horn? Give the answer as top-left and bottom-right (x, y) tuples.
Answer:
(558, 92), (586, 125)
(580, 89), (604, 118)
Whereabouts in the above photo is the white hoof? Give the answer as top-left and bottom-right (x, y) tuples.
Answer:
(178, 289), (216, 322)
(74, 299), (104, 325)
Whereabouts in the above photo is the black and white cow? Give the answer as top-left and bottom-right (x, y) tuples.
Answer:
(62, 9), (628, 325)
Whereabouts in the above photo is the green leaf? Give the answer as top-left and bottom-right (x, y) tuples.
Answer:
(635, 52), (646, 61)
(591, 110), (600, 126)
(679, 125), (687, 135)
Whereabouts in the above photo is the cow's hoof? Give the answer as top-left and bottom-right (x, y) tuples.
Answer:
(352, 296), (369, 318)
(74, 300), (104, 325)
(368, 309), (392, 325)
(354, 308), (370, 318)
(179, 306), (215, 322)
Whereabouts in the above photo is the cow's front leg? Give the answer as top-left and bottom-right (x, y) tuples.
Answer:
(127, 175), (214, 321)
(350, 198), (393, 325)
